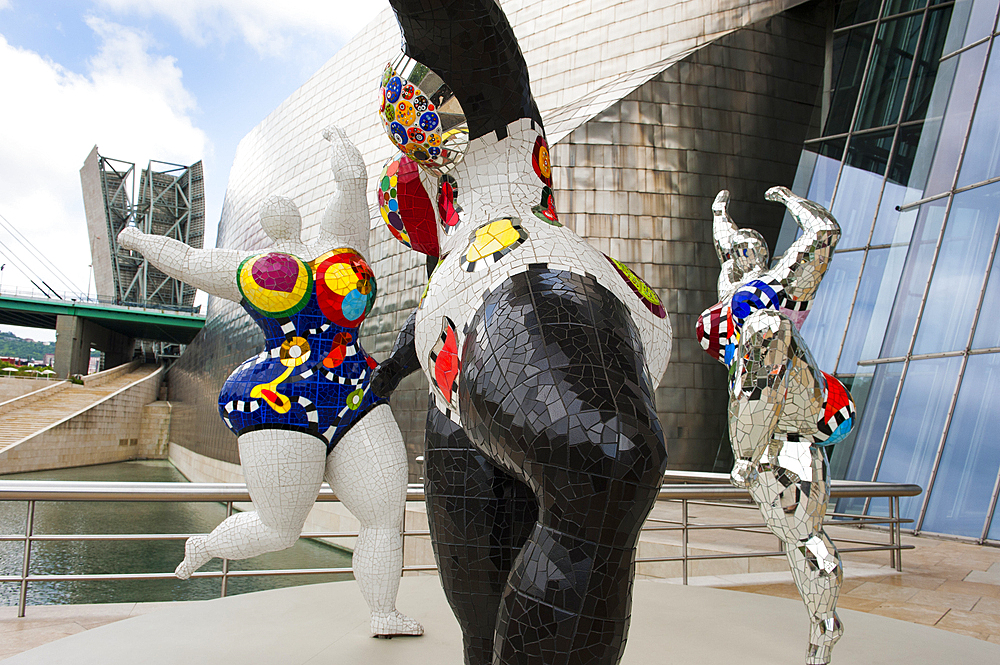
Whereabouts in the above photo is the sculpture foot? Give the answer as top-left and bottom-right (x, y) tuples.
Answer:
(174, 536), (211, 580)
(806, 614), (843, 664)
(371, 610), (424, 637)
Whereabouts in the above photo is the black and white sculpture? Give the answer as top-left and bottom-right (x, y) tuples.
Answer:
(371, 2), (672, 663)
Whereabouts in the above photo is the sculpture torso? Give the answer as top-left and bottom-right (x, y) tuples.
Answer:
(411, 122), (673, 421)
(696, 276), (854, 445)
(219, 248), (385, 451)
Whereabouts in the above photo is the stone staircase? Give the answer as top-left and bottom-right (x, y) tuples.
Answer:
(0, 364), (160, 454)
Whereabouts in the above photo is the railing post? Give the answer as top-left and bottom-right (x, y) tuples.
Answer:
(18, 500), (35, 618)
(400, 504), (406, 578)
(220, 501), (233, 598)
(888, 495), (897, 569)
(894, 496), (903, 572)
(681, 499), (688, 585)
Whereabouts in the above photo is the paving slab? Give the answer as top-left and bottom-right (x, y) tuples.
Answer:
(3, 576), (999, 664)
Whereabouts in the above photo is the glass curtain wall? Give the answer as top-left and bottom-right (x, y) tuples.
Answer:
(782, 0), (1000, 542)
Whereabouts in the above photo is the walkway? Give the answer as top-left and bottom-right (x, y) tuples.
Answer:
(637, 500), (1000, 643)
(2, 529), (999, 660)
(2, 575), (998, 664)
(0, 364), (160, 454)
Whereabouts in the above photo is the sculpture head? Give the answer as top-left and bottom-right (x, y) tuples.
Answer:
(731, 228), (768, 276)
(259, 195), (302, 243)
(379, 54), (469, 175)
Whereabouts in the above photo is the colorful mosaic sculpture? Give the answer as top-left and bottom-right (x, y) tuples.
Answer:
(117, 128), (422, 638)
(697, 188), (855, 665)
(371, 2), (672, 663)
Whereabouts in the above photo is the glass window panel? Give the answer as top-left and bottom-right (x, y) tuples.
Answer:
(774, 151), (818, 258)
(799, 250), (865, 371)
(958, 45), (1000, 187)
(853, 215), (919, 365)
(905, 6), (954, 122)
(945, 0), (1000, 53)
(922, 353), (1000, 537)
(838, 362), (906, 514)
(913, 182), (1000, 353)
(825, 26), (877, 135)
(806, 138), (847, 209)
(874, 356), (963, 521)
(925, 44), (988, 194)
(886, 123), (923, 187)
(973, 238), (1000, 348)
(837, 0), (881, 28)
(833, 130), (895, 248)
(884, 0), (929, 16)
(870, 183), (907, 246)
(882, 199), (949, 356)
(855, 14), (925, 131)
(839, 248), (891, 373)
(990, 489), (1000, 541)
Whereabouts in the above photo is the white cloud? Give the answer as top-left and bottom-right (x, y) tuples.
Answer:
(96, 0), (387, 56)
(0, 19), (208, 297)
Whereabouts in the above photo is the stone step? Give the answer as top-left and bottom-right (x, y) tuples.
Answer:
(0, 365), (160, 449)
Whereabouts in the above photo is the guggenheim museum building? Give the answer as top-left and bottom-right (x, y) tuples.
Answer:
(162, 0), (1000, 544)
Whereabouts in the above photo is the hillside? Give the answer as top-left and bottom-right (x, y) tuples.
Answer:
(0, 331), (55, 362)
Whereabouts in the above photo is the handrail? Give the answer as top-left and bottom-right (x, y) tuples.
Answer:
(0, 479), (922, 502)
(0, 478), (919, 618)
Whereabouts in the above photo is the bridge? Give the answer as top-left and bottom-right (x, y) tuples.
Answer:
(0, 288), (206, 377)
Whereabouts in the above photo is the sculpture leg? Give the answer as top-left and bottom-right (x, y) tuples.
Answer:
(750, 444), (843, 665)
(325, 404), (423, 636)
(175, 429), (326, 578)
(424, 396), (538, 665)
(459, 269), (667, 665)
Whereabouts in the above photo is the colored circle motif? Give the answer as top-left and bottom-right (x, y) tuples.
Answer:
(532, 136), (553, 187)
(378, 58), (468, 173)
(389, 122), (407, 145)
(238, 252), (312, 317)
(605, 255), (667, 319)
(384, 75), (402, 104)
(377, 157), (411, 248)
(313, 249), (377, 328)
(396, 101), (416, 126)
(459, 218), (528, 272)
(419, 112), (439, 132)
(279, 336), (311, 367)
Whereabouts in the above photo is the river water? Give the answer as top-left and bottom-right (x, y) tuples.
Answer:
(0, 460), (353, 606)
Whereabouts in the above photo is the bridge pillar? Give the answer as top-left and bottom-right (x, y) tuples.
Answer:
(55, 315), (135, 378)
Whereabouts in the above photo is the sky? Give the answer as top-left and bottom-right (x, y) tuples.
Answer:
(0, 0), (388, 342)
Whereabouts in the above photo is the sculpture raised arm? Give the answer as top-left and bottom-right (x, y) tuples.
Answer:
(316, 126), (370, 255)
(116, 227), (245, 302)
(767, 185), (841, 302)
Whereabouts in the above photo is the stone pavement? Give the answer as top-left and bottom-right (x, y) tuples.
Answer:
(4, 576), (1000, 664)
(2, 512), (999, 658)
(722, 530), (1000, 644)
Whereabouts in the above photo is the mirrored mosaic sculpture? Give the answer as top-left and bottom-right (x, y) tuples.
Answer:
(697, 187), (855, 665)
(371, 1), (672, 663)
(117, 128), (422, 638)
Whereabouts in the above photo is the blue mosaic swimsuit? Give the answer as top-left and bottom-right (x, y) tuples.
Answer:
(218, 248), (386, 453)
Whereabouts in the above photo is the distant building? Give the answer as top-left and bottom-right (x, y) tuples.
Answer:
(80, 148), (205, 308)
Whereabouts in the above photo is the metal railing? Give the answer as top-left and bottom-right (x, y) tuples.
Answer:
(0, 475), (921, 617)
(0, 285), (203, 316)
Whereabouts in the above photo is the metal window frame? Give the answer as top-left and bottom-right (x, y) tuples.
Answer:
(793, 0), (1000, 540)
